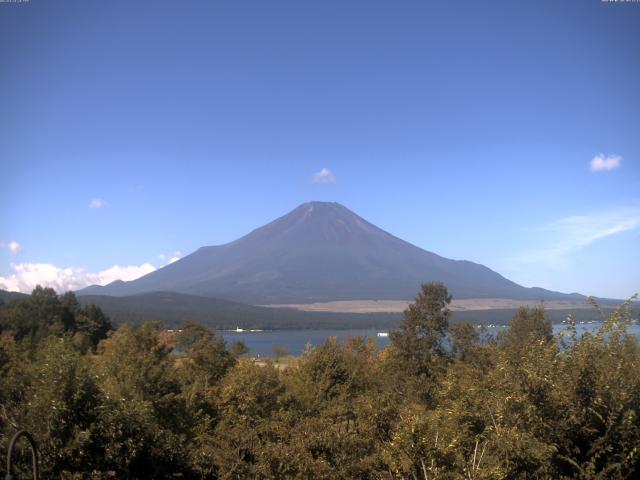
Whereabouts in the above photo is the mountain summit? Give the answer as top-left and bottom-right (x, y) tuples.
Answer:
(79, 202), (578, 303)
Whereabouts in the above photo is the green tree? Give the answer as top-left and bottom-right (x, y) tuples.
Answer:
(0, 288), (112, 351)
(498, 305), (552, 354)
(75, 303), (113, 350)
(229, 340), (250, 358)
(278, 337), (392, 478)
(450, 322), (479, 362)
(92, 322), (191, 477)
(0, 286), (66, 343)
(388, 282), (452, 403)
(0, 331), (31, 478)
(210, 360), (285, 479)
(176, 321), (236, 394)
(21, 337), (105, 477)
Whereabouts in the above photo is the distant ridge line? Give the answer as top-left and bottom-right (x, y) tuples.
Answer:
(77, 201), (586, 304)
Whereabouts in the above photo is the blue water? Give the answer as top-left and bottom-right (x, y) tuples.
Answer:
(222, 322), (640, 357)
(222, 329), (389, 357)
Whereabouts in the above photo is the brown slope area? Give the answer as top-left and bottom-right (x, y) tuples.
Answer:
(263, 298), (597, 313)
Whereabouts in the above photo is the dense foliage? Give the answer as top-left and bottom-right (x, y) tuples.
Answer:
(0, 284), (638, 479)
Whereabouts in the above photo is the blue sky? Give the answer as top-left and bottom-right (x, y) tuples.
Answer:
(1, 0), (638, 299)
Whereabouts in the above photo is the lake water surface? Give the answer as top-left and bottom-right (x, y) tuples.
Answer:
(222, 322), (640, 357)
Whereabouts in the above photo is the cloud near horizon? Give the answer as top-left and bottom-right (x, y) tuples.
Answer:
(0, 241), (22, 255)
(158, 251), (183, 264)
(590, 153), (622, 172)
(312, 168), (336, 184)
(0, 262), (156, 294)
(88, 198), (108, 209)
(514, 207), (640, 269)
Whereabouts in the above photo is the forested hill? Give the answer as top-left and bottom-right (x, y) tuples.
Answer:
(74, 292), (625, 329)
(0, 289), (27, 304)
(1, 288), (624, 330)
(76, 291), (401, 330)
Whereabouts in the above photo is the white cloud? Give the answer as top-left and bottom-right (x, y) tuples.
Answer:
(590, 153), (622, 172)
(0, 262), (156, 294)
(86, 263), (156, 286)
(0, 241), (22, 255)
(158, 251), (182, 265)
(514, 207), (640, 269)
(312, 168), (336, 184)
(88, 198), (108, 209)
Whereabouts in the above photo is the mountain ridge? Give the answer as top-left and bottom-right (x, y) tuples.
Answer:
(78, 201), (584, 304)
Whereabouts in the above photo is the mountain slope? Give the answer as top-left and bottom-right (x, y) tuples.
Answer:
(0, 289), (28, 304)
(79, 202), (582, 304)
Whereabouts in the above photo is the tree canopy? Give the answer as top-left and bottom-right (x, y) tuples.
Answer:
(0, 285), (639, 479)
